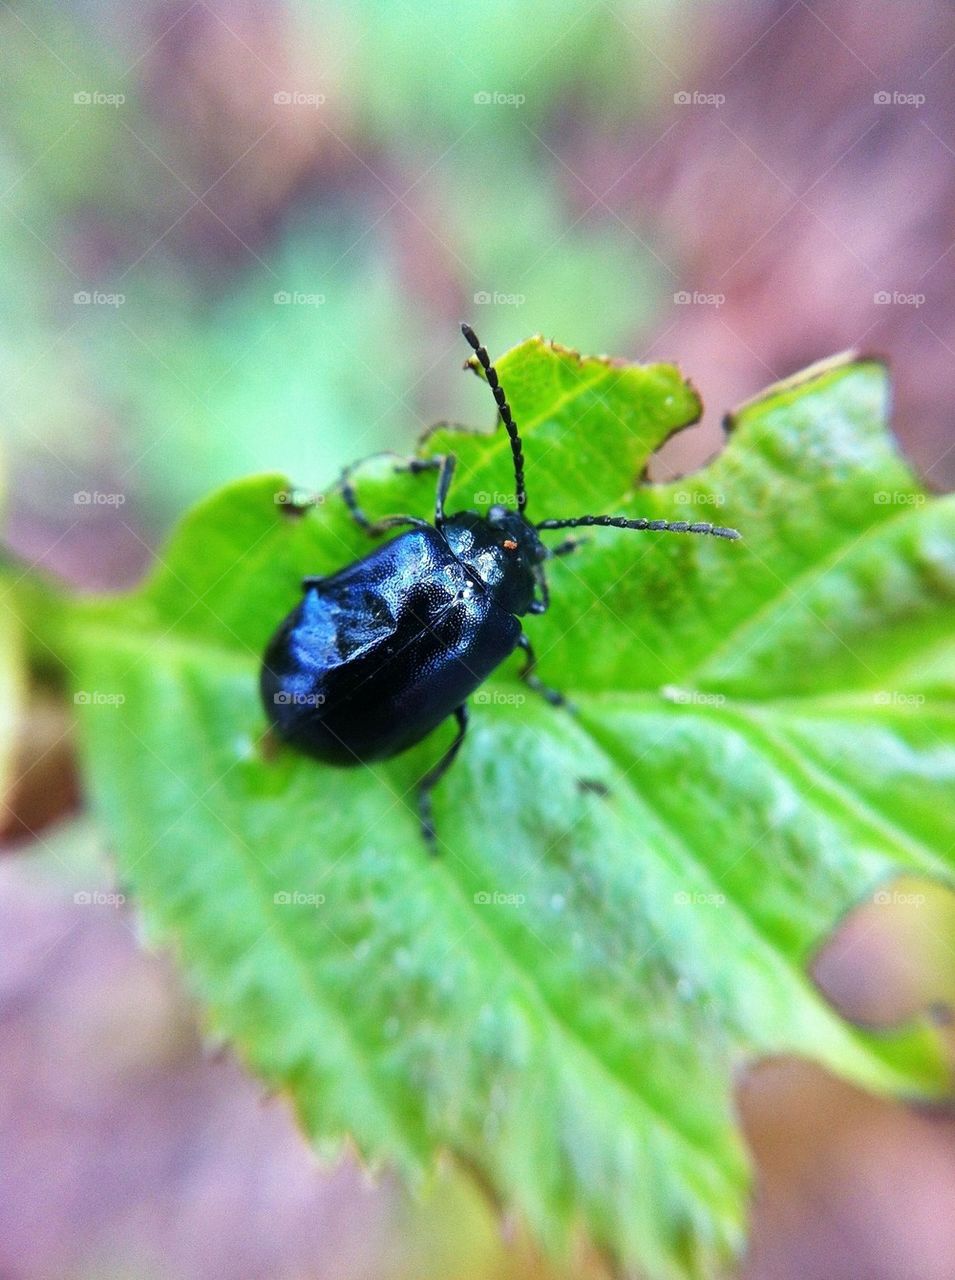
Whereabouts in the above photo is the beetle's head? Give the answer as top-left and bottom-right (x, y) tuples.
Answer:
(486, 504), (547, 566)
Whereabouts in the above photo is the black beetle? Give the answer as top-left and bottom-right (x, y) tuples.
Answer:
(261, 325), (740, 851)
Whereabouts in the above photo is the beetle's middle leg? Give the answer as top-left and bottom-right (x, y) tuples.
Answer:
(417, 703), (469, 854)
(515, 633), (569, 708)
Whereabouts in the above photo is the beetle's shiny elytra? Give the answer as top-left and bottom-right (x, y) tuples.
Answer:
(260, 325), (741, 851)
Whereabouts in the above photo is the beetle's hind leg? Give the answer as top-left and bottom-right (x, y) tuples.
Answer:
(516, 633), (570, 709)
(418, 703), (468, 854)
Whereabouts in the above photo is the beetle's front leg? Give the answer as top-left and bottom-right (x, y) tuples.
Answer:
(393, 454), (456, 526)
(417, 703), (469, 854)
(515, 633), (569, 708)
(549, 535), (588, 557)
(339, 460), (432, 538)
(528, 566), (549, 615)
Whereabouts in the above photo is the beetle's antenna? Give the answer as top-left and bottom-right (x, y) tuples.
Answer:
(460, 323), (527, 513)
(537, 515), (741, 540)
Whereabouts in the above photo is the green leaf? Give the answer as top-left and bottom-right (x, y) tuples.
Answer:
(58, 338), (955, 1278)
(0, 460), (28, 820)
(0, 599), (25, 814)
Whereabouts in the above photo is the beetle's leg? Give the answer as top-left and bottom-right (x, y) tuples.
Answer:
(395, 457), (441, 476)
(418, 703), (469, 854)
(339, 461), (433, 538)
(528, 539), (585, 610)
(516, 633), (568, 708)
(433, 454), (456, 525)
(528, 565), (549, 615)
(550, 535), (588, 557)
(339, 460), (379, 532)
(301, 575), (324, 590)
(392, 454), (456, 526)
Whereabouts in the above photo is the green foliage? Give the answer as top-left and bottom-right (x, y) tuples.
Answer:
(0, 465), (26, 814)
(0, 594), (24, 814)
(59, 338), (955, 1278)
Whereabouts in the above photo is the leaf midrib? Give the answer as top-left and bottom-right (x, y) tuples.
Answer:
(429, 360), (669, 507)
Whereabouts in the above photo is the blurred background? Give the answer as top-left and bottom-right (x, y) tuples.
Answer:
(1, 0), (954, 1276)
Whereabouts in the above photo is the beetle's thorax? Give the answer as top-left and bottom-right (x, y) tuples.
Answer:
(441, 507), (545, 616)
